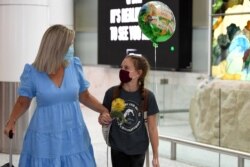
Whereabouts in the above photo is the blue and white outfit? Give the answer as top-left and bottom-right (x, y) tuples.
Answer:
(18, 57), (96, 167)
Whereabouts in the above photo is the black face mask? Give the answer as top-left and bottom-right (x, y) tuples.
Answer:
(119, 69), (132, 83)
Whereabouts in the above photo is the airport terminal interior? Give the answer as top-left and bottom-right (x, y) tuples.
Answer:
(1, 0), (250, 167)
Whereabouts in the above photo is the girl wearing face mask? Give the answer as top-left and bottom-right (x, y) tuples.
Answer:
(100, 55), (160, 167)
(4, 24), (110, 167)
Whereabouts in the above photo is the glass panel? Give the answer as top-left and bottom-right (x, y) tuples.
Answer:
(211, 4), (250, 81)
(212, 0), (246, 14)
(148, 70), (250, 165)
(246, 159), (250, 167)
(178, 146), (237, 167)
(146, 71), (213, 140)
(220, 87), (250, 153)
(177, 145), (220, 167)
(158, 140), (171, 159)
(220, 154), (237, 167)
(187, 87), (221, 146)
(147, 72), (221, 144)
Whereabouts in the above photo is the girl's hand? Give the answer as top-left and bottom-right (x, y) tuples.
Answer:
(152, 157), (160, 167)
(98, 111), (111, 125)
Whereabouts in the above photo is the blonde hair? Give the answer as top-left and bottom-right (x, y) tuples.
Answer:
(33, 24), (75, 74)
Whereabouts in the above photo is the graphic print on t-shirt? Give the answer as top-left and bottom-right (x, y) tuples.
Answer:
(118, 100), (143, 133)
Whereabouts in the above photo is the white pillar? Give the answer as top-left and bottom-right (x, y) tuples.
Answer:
(0, 0), (74, 82)
(0, 0), (48, 82)
(48, 0), (74, 28)
(0, 0), (74, 153)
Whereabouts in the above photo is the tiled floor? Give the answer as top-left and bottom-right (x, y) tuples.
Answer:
(0, 108), (202, 167)
(0, 153), (196, 167)
(0, 108), (196, 167)
(2, 109), (250, 167)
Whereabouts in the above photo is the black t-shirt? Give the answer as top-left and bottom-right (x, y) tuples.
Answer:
(103, 86), (159, 155)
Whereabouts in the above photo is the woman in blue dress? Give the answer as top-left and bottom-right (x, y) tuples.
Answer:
(4, 24), (111, 167)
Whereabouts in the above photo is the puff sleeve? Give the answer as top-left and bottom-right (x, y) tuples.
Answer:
(73, 57), (90, 93)
(18, 64), (36, 99)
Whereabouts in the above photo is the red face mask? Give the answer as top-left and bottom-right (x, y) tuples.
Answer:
(119, 69), (132, 83)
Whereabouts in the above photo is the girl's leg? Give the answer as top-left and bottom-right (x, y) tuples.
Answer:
(111, 148), (130, 167)
(130, 153), (145, 167)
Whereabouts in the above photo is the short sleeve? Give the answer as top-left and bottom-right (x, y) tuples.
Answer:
(103, 87), (114, 110)
(18, 64), (35, 99)
(73, 57), (90, 93)
(147, 91), (160, 116)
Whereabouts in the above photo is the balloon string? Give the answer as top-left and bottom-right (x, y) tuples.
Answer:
(154, 46), (157, 71)
(154, 45), (157, 94)
(153, 42), (158, 71)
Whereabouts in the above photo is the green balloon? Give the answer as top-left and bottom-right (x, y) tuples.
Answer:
(138, 1), (176, 45)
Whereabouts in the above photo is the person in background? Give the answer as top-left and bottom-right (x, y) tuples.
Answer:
(100, 55), (160, 167)
(4, 24), (110, 167)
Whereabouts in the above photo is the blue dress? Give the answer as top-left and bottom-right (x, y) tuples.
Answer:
(18, 57), (96, 167)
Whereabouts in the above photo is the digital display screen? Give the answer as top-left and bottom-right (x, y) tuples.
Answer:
(98, 0), (192, 71)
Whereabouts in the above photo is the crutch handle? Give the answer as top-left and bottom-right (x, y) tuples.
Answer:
(9, 130), (14, 139)
(8, 130), (14, 167)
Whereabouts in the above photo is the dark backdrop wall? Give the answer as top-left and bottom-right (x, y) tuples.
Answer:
(98, 0), (193, 71)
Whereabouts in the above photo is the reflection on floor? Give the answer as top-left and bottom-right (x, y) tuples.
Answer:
(158, 112), (195, 141)
(1, 110), (250, 167)
(0, 109), (196, 167)
(0, 153), (196, 167)
(158, 111), (250, 167)
(3, 110), (250, 167)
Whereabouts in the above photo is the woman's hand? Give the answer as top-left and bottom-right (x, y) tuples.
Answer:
(98, 111), (111, 125)
(3, 96), (31, 138)
(4, 119), (16, 138)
